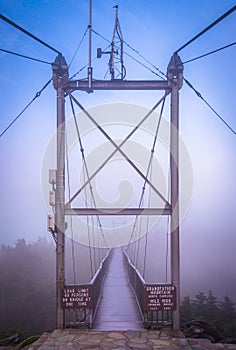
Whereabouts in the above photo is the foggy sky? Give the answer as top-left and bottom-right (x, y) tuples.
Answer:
(0, 0), (236, 300)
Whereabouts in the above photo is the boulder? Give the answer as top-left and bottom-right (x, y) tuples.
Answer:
(0, 333), (19, 346)
(182, 320), (224, 342)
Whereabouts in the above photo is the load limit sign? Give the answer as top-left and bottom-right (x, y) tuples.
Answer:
(61, 285), (92, 309)
(144, 284), (176, 311)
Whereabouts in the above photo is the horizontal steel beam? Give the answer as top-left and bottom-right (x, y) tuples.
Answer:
(65, 207), (171, 216)
(66, 79), (170, 91)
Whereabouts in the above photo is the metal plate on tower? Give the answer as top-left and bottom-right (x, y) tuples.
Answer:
(61, 285), (92, 309)
(144, 284), (176, 311)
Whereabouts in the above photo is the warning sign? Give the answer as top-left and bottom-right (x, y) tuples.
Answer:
(61, 285), (92, 309)
(144, 284), (176, 311)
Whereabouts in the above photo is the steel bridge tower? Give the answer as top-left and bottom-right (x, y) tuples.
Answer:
(51, 4), (183, 330)
(52, 52), (183, 330)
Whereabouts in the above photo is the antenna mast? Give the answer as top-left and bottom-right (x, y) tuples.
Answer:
(88, 0), (93, 89)
(110, 5), (125, 79)
(97, 5), (126, 80)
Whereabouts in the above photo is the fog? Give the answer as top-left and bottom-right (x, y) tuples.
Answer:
(0, 237), (109, 336)
(1, 228), (235, 337)
(0, 0), (236, 337)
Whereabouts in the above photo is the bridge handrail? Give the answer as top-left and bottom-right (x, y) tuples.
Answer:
(123, 249), (173, 328)
(123, 250), (145, 318)
(64, 249), (112, 328)
(64, 249), (173, 329)
(89, 248), (113, 319)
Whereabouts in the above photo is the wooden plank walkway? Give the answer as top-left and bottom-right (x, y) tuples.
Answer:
(94, 248), (143, 331)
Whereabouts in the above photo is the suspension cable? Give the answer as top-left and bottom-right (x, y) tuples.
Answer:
(0, 78), (52, 139)
(91, 208), (97, 273)
(142, 161), (153, 279)
(65, 128), (76, 284)
(83, 166), (95, 278)
(183, 77), (236, 135)
(82, 159), (100, 273)
(69, 98), (95, 277)
(134, 212), (143, 267)
(165, 157), (171, 284)
(0, 13), (61, 54)
(0, 48), (52, 65)
(183, 41), (236, 64)
(141, 97), (166, 271)
(127, 96), (166, 256)
(69, 96), (108, 250)
(175, 5), (236, 54)
(165, 216), (170, 283)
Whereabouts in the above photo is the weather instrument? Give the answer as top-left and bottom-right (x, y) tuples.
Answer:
(96, 5), (126, 80)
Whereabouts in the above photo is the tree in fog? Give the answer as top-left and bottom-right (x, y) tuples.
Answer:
(181, 290), (236, 338)
(0, 236), (105, 337)
(0, 238), (56, 337)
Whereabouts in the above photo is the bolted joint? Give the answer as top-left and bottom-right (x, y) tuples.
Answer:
(167, 53), (184, 89)
(52, 54), (69, 89)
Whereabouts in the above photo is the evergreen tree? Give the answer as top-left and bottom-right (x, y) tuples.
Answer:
(181, 291), (236, 338)
(193, 291), (208, 320)
(180, 296), (195, 323)
(205, 290), (219, 322)
(218, 295), (236, 337)
(218, 295), (236, 322)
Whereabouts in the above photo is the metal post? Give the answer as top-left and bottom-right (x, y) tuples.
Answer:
(88, 0), (93, 89)
(168, 53), (183, 330)
(52, 54), (68, 329)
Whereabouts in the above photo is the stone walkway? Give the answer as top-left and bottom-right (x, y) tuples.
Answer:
(22, 329), (236, 350)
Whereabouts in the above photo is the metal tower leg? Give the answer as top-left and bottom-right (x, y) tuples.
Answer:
(52, 55), (68, 329)
(168, 53), (183, 330)
(170, 83), (180, 329)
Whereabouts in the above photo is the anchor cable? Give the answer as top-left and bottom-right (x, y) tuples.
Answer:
(183, 41), (236, 64)
(0, 78), (52, 139)
(184, 77), (236, 135)
(0, 13), (61, 54)
(175, 5), (236, 54)
(0, 48), (52, 65)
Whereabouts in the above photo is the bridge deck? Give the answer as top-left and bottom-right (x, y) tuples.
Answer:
(94, 248), (143, 331)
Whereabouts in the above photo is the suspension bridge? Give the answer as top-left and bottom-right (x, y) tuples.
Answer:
(0, 2), (236, 335)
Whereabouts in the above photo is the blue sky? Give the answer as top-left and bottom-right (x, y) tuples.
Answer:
(0, 0), (236, 296)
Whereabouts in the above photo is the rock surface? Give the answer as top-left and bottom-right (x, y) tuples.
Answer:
(4, 329), (235, 350)
(182, 321), (224, 342)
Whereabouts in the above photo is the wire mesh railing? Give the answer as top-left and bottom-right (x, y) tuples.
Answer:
(63, 249), (175, 329)
(123, 249), (145, 316)
(63, 249), (112, 328)
(123, 250), (174, 329)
